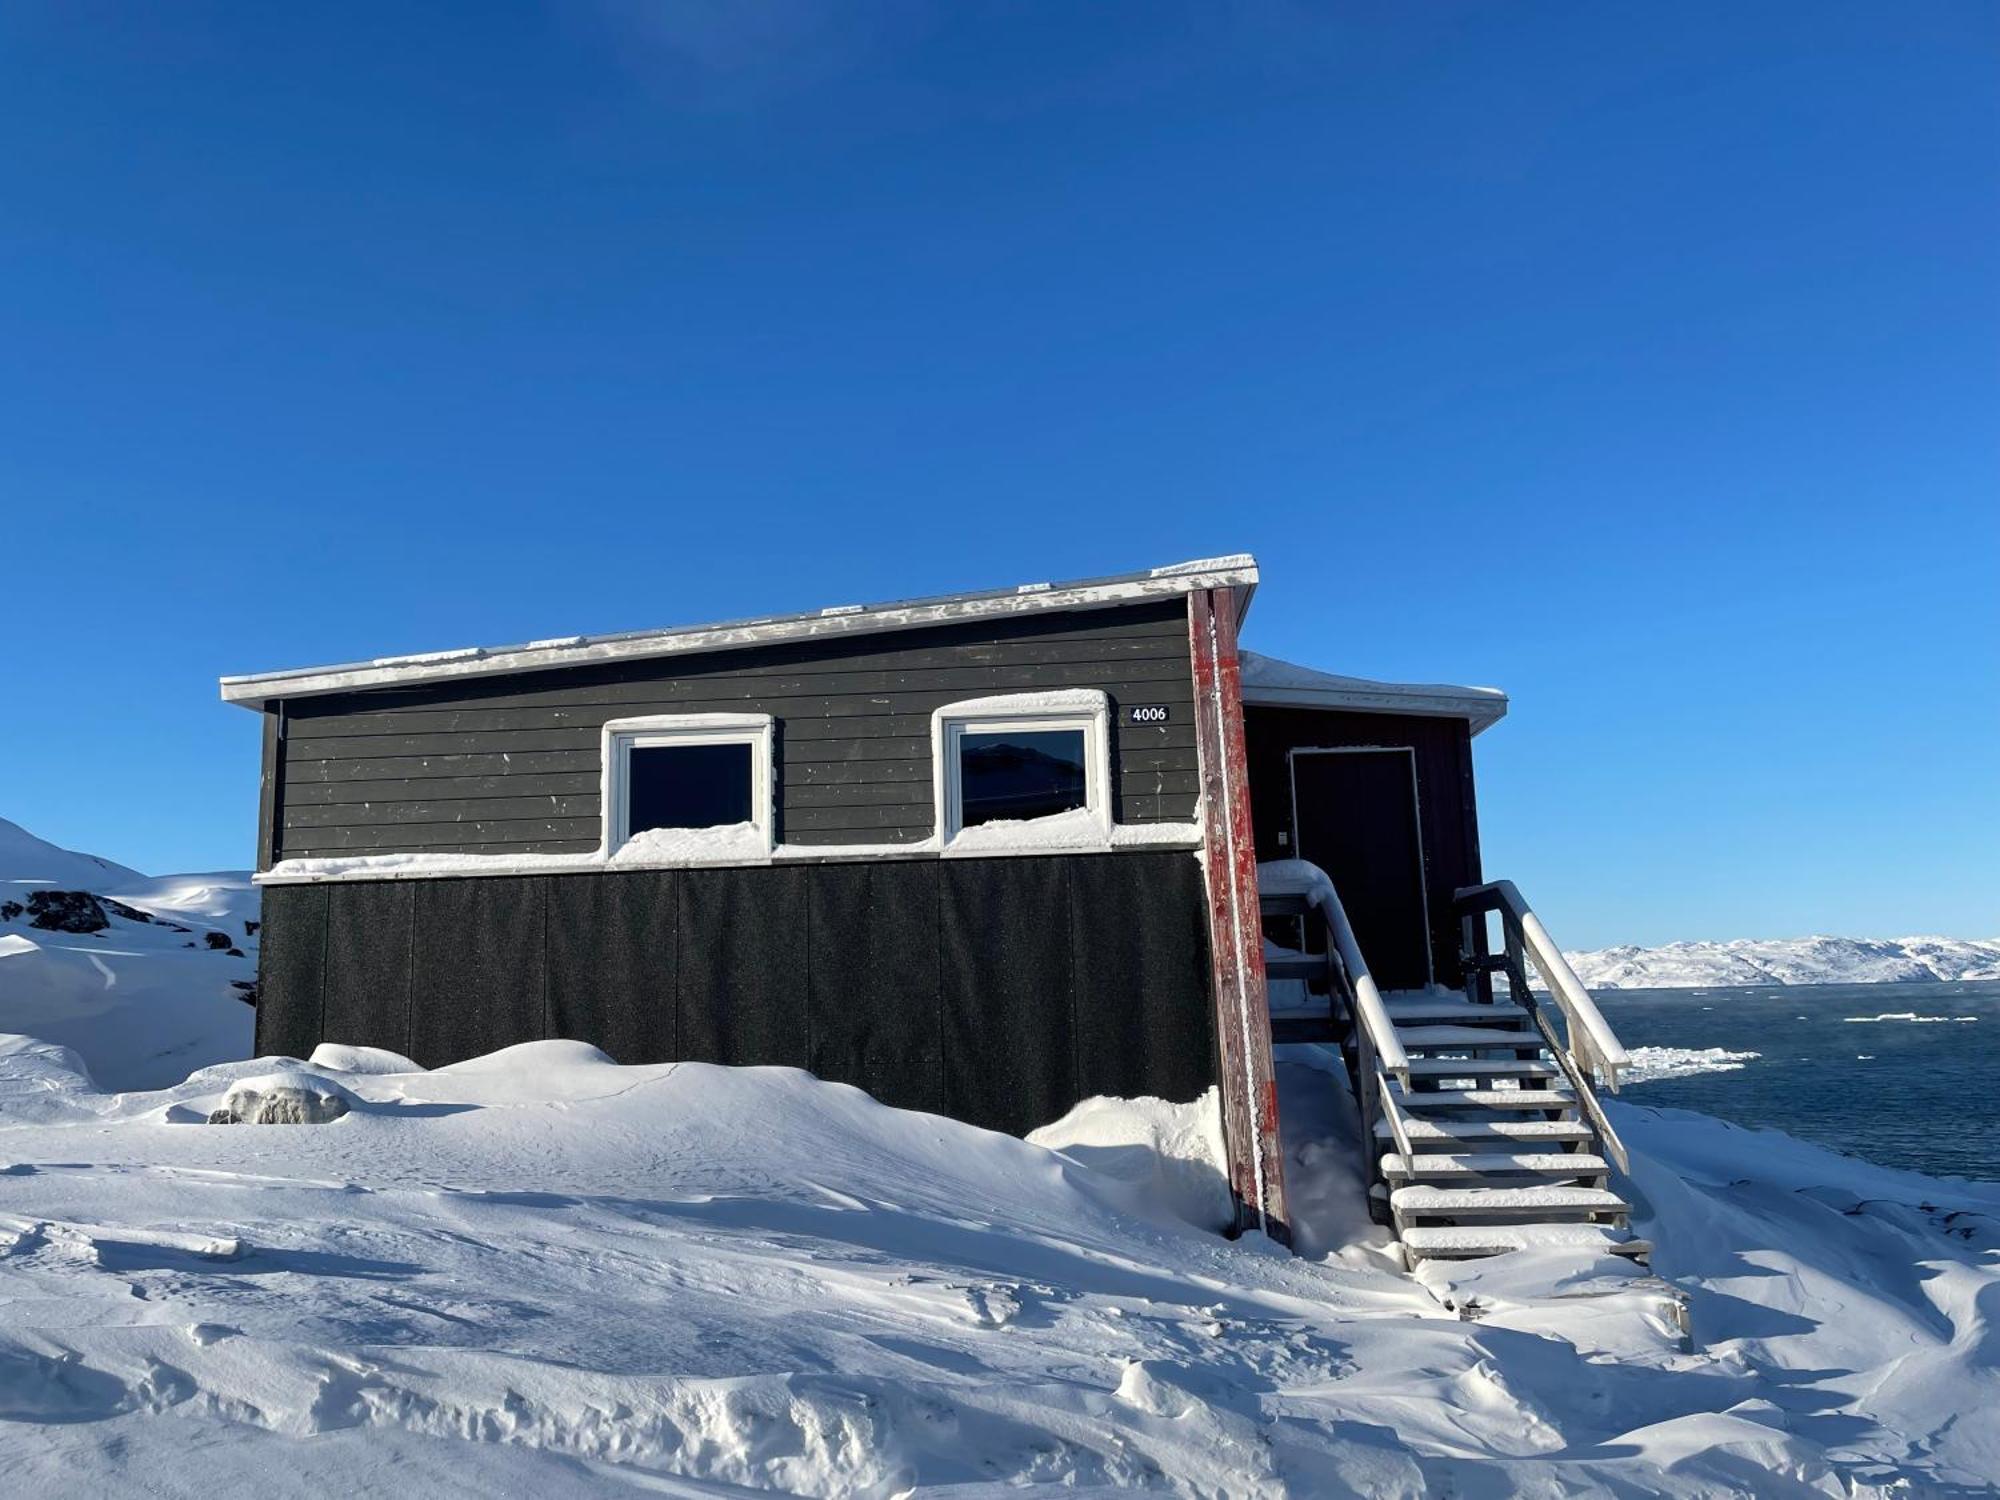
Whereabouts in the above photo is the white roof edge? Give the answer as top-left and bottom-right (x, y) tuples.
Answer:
(1238, 650), (1509, 734)
(1148, 552), (1256, 577)
(219, 556), (1259, 707)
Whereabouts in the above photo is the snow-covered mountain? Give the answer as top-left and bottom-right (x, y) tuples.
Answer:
(0, 816), (257, 1088)
(0, 814), (145, 890)
(1565, 934), (2000, 989)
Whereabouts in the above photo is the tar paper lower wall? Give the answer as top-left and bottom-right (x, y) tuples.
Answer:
(257, 851), (1216, 1138)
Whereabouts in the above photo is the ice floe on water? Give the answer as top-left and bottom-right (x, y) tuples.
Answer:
(1623, 1044), (1760, 1082)
(1842, 1011), (1979, 1024)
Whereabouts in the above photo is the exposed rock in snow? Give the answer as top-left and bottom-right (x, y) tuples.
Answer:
(21, 888), (114, 934)
(1565, 934), (2000, 988)
(209, 1071), (354, 1125)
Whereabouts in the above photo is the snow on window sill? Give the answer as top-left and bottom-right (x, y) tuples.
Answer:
(942, 807), (1199, 858)
(257, 815), (1201, 884)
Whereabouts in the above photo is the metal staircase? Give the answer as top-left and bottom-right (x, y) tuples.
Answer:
(1260, 867), (1650, 1270)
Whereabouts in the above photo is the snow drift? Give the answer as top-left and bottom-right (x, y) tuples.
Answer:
(0, 1034), (1994, 1495)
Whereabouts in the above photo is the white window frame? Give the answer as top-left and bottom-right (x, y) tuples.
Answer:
(931, 692), (1113, 848)
(600, 712), (775, 857)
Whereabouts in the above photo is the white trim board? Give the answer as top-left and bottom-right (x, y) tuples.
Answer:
(253, 822), (1203, 885)
(929, 690), (1114, 850)
(599, 712), (775, 859)
(220, 556), (1259, 708)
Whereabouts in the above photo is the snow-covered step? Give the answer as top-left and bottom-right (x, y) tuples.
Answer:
(1373, 1116), (1596, 1147)
(1271, 1014), (1339, 1045)
(1380, 997), (1533, 1028)
(1399, 1223), (1651, 1263)
(1391, 1184), (1629, 1225)
(1390, 1086), (1577, 1115)
(1379, 1152), (1608, 1184)
(1265, 953), (1331, 983)
(1391, 1024), (1540, 1053)
(1404, 1057), (1561, 1081)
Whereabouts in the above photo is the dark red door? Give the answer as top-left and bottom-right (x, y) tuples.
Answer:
(1289, 748), (1433, 992)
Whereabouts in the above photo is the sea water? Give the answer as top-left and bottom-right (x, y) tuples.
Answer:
(1591, 979), (2000, 1182)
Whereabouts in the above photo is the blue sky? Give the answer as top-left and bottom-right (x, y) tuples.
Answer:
(1, 2), (1993, 946)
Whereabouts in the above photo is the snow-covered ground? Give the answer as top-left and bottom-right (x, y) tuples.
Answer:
(5, 814), (1998, 1491)
(0, 818), (257, 1089)
(0, 1033), (1994, 1496)
(1566, 934), (2000, 988)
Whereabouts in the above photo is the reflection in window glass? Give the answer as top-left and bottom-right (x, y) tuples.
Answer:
(626, 742), (753, 834)
(956, 729), (1088, 828)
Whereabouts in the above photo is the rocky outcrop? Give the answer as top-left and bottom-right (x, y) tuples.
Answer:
(207, 1072), (352, 1125)
(8, 890), (172, 936)
(23, 890), (110, 934)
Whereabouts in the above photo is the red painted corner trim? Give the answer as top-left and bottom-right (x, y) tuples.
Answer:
(1189, 588), (1289, 1244)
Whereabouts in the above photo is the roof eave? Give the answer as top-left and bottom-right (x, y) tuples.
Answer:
(219, 556), (1258, 709)
(1239, 683), (1510, 735)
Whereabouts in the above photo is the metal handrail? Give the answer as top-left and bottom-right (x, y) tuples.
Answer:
(1455, 880), (1629, 1089)
(1265, 863), (1410, 1085)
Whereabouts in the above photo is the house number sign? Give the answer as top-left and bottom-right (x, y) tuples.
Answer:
(1125, 705), (1171, 725)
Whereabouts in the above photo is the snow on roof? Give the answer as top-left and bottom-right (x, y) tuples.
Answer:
(1239, 650), (1508, 733)
(219, 555), (1260, 707)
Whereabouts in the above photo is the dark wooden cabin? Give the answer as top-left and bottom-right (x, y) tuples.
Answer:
(1239, 657), (1506, 995)
(222, 556), (1511, 1241)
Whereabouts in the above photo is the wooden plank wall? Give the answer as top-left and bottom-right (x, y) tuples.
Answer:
(267, 602), (1198, 865)
(1242, 704), (1483, 988)
(256, 853), (1217, 1140)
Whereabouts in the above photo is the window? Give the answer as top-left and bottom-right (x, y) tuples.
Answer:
(628, 741), (752, 832)
(602, 714), (774, 855)
(955, 727), (1089, 826)
(933, 693), (1112, 846)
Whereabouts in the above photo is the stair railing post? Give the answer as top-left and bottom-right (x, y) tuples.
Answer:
(1461, 906), (1495, 1006)
(1355, 1017), (1389, 1217)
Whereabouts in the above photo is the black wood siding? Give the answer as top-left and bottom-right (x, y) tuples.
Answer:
(1243, 706), (1483, 987)
(267, 602), (1197, 864)
(254, 853), (1216, 1137)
